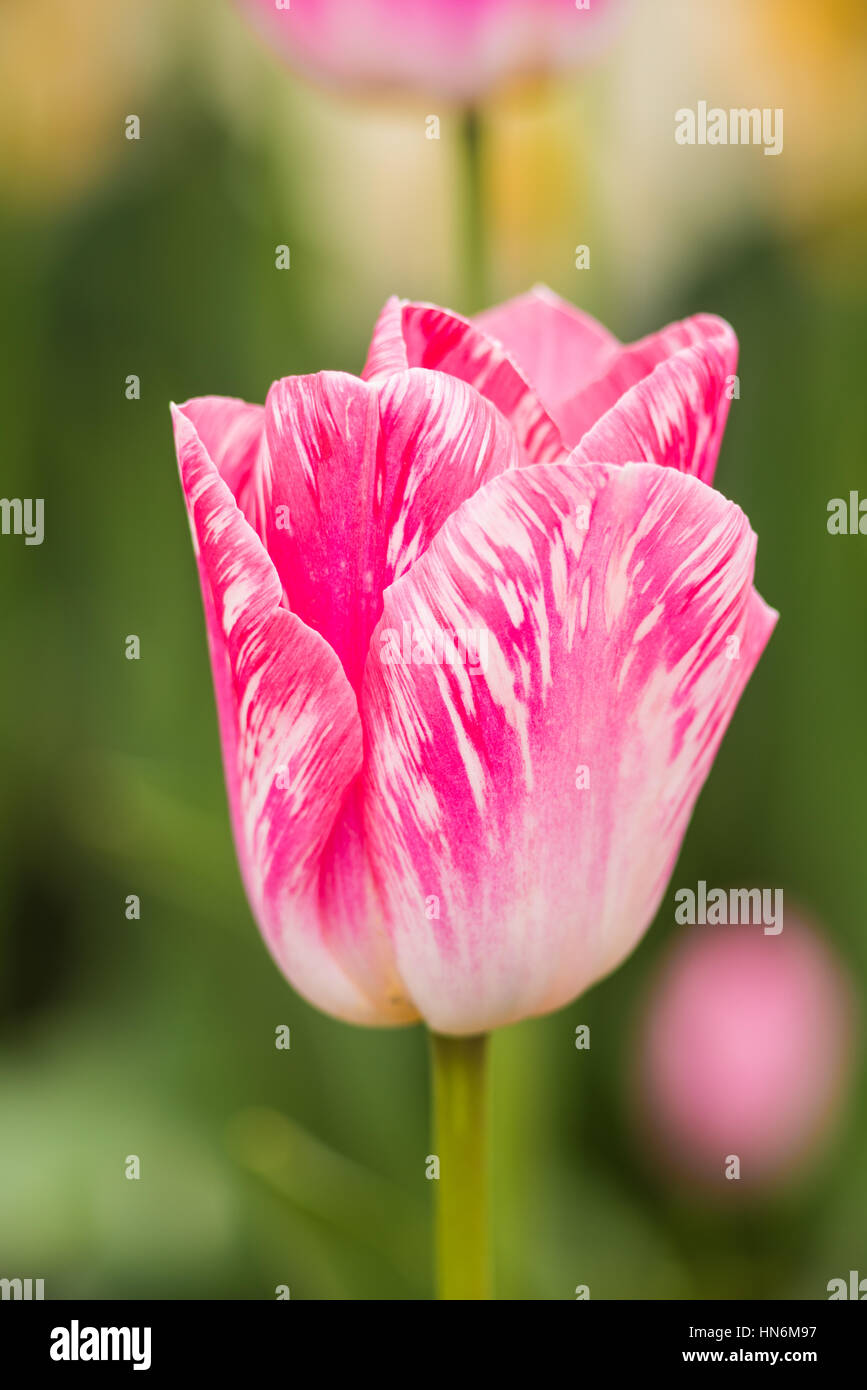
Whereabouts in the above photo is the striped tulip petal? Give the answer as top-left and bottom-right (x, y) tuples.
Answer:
(175, 394), (264, 509)
(363, 296), (566, 465)
(361, 460), (776, 1034)
(474, 284), (619, 425)
(172, 403), (412, 1025)
(562, 314), (739, 481)
(256, 367), (519, 691)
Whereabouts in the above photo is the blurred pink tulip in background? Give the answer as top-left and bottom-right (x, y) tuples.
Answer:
(238, 0), (621, 98)
(638, 917), (856, 1185)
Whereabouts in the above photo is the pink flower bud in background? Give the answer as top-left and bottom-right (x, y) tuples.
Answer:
(636, 917), (856, 1187)
(237, 0), (622, 99)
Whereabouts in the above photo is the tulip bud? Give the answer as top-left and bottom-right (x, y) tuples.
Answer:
(636, 916), (855, 1186)
(237, 0), (622, 99)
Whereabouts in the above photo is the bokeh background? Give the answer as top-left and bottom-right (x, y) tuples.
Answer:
(1, 0), (866, 1299)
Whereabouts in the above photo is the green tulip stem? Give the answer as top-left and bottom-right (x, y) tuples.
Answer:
(460, 105), (487, 313)
(430, 1031), (491, 1300)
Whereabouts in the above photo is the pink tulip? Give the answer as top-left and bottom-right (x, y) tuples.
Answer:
(237, 0), (620, 99)
(171, 287), (776, 1035)
(637, 919), (855, 1183)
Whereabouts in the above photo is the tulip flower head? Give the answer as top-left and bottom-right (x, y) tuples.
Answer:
(172, 287), (776, 1035)
(237, 0), (621, 99)
(636, 918), (855, 1185)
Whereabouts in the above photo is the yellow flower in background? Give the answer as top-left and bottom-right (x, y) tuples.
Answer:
(550, 0), (867, 310)
(750, 1), (867, 250)
(484, 78), (598, 307)
(0, 0), (166, 207)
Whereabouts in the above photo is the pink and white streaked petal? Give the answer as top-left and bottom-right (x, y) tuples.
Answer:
(361, 460), (777, 1035)
(362, 297), (566, 466)
(567, 339), (737, 485)
(362, 296), (411, 380)
(474, 285), (620, 423)
(176, 395), (264, 509)
(561, 315), (738, 480)
(172, 403), (413, 1025)
(255, 367), (520, 692)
